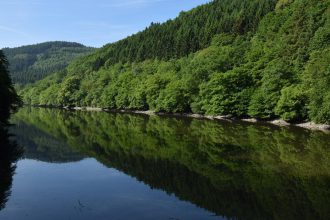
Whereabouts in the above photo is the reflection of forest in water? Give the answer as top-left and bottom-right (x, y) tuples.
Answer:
(7, 107), (330, 220)
(12, 120), (85, 163)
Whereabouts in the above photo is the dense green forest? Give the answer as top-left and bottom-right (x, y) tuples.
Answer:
(21, 0), (330, 124)
(3, 42), (94, 87)
(12, 107), (330, 219)
(0, 50), (21, 124)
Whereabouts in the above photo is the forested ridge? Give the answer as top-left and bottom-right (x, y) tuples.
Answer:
(21, 0), (330, 124)
(88, 0), (277, 64)
(3, 41), (94, 87)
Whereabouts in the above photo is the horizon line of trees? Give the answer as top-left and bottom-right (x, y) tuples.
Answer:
(20, 0), (330, 124)
(3, 41), (94, 87)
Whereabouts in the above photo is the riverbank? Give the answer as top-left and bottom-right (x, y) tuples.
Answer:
(34, 105), (330, 132)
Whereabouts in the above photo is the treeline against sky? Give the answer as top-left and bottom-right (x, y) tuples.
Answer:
(21, 0), (330, 123)
(3, 42), (94, 87)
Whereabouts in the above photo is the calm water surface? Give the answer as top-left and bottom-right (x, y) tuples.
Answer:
(0, 107), (329, 220)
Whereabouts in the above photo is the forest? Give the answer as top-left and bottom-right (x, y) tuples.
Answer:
(19, 0), (330, 124)
(3, 42), (94, 87)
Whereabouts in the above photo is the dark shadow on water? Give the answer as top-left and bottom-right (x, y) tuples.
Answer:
(0, 123), (23, 210)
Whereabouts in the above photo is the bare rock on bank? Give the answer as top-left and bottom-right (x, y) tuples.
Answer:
(134, 110), (156, 115)
(241, 118), (258, 123)
(73, 107), (103, 111)
(295, 122), (330, 131)
(270, 119), (290, 126)
(188, 114), (205, 119)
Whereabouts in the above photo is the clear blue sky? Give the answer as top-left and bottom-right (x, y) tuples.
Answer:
(0, 0), (210, 48)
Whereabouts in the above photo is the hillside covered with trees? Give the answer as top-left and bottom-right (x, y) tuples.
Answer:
(3, 42), (94, 87)
(21, 0), (330, 124)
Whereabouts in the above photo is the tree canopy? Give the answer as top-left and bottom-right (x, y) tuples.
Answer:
(20, 0), (330, 124)
(3, 41), (94, 87)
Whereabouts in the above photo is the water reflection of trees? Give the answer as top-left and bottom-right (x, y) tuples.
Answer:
(12, 121), (85, 163)
(0, 125), (22, 210)
(12, 107), (330, 220)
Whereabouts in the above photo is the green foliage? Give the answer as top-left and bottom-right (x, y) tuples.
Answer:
(275, 0), (294, 10)
(303, 48), (330, 123)
(94, 0), (277, 66)
(20, 0), (330, 124)
(156, 79), (191, 113)
(57, 76), (81, 106)
(199, 69), (254, 116)
(3, 42), (94, 86)
(275, 85), (308, 122)
(248, 60), (294, 119)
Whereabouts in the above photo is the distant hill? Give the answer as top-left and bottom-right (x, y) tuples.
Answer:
(2, 42), (95, 86)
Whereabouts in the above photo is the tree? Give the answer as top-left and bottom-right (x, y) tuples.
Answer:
(303, 49), (330, 124)
(275, 85), (308, 122)
(199, 69), (253, 116)
(0, 50), (21, 123)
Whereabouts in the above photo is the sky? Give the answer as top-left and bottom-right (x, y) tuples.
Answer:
(0, 0), (210, 48)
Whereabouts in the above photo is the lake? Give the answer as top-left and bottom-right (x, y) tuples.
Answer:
(0, 107), (329, 220)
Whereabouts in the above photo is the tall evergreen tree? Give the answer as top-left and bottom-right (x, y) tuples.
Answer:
(0, 50), (21, 124)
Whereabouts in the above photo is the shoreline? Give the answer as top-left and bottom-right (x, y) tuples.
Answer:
(32, 105), (330, 132)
